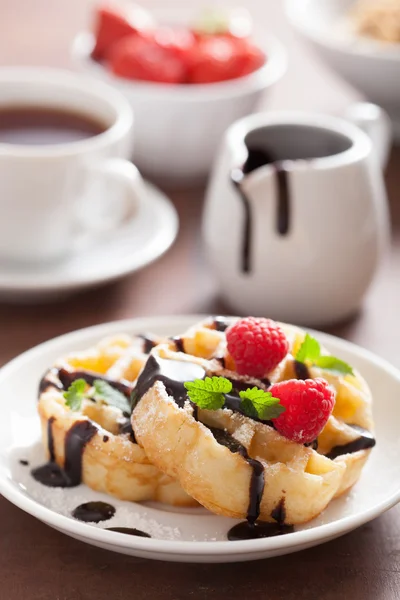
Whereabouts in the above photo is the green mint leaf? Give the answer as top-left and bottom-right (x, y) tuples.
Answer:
(184, 376), (232, 410)
(296, 333), (321, 363)
(239, 387), (285, 420)
(313, 356), (354, 375)
(295, 333), (354, 376)
(93, 380), (131, 415)
(63, 379), (87, 411)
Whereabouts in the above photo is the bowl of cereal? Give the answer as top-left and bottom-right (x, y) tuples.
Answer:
(285, 0), (400, 139)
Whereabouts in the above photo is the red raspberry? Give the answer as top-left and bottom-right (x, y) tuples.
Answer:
(270, 378), (335, 444)
(226, 317), (289, 377)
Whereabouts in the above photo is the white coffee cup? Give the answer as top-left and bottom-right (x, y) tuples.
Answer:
(203, 111), (390, 326)
(0, 67), (144, 264)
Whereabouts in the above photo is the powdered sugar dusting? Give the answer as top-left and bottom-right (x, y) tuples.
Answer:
(9, 440), (227, 542)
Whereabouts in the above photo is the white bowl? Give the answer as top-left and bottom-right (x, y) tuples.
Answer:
(71, 17), (287, 181)
(285, 0), (400, 139)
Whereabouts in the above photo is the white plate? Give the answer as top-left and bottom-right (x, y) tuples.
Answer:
(0, 182), (178, 302)
(0, 315), (399, 563)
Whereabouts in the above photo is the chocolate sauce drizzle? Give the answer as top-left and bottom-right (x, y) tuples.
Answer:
(119, 418), (136, 443)
(209, 428), (264, 525)
(172, 336), (185, 353)
(212, 317), (230, 333)
(31, 418), (97, 488)
(294, 360), (310, 380)
(326, 425), (376, 459)
(39, 368), (63, 395)
(231, 147), (292, 273)
(106, 527), (151, 538)
(138, 334), (158, 355)
(133, 355), (206, 409)
(72, 501), (115, 523)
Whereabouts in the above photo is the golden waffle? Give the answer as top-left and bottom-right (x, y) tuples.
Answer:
(37, 334), (197, 506)
(132, 317), (375, 524)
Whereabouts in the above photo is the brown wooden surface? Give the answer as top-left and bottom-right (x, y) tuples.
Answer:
(0, 1), (399, 598)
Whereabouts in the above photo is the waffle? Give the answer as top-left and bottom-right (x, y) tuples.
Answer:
(37, 334), (197, 506)
(132, 317), (376, 524)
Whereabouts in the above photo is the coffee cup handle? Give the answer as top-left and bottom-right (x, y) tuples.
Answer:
(74, 158), (144, 246)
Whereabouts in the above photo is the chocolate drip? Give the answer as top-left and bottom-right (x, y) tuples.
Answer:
(103, 435), (109, 443)
(72, 501), (115, 523)
(172, 336), (185, 353)
(209, 427), (264, 525)
(31, 419), (97, 488)
(231, 168), (252, 273)
(270, 497), (286, 526)
(106, 527), (151, 538)
(294, 361), (310, 380)
(31, 462), (70, 487)
(133, 355), (206, 408)
(191, 403), (199, 422)
(228, 489), (294, 541)
(57, 368), (132, 400)
(138, 334), (158, 354)
(118, 419), (136, 443)
(326, 425), (376, 459)
(275, 163), (290, 235)
(64, 421), (98, 486)
(228, 521), (294, 541)
(232, 147), (293, 273)
(38, 368), (63, 395)
(212, 317), (230, 333)
(47, 416), (56, 461)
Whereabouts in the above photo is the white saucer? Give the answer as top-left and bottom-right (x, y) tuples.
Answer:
(0, 182), (178, 302)
(0, 315), (399, 563)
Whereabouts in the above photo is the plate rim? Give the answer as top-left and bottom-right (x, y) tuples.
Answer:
(1, 314), (399, 557)
(0, 182), (179, 292)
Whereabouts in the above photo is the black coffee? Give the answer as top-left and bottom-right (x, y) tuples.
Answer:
(0, 106), (107, 145)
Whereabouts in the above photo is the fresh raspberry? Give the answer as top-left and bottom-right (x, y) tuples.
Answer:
(270, 378), (335, 444)
(226, 317), (289, 377)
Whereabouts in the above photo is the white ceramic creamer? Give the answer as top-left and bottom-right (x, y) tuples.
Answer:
(203, 111), (390, 326)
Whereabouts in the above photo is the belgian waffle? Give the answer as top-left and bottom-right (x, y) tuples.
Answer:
(131, 317), (375, 524)
(37, 333), (197, 506)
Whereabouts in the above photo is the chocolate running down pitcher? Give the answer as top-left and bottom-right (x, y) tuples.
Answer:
(203, 111), (389, 326)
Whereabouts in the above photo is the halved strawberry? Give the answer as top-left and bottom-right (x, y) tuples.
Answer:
(92, 3), (154, 61)
(108, 34), (187, 84)
(187, 36), (245, 84)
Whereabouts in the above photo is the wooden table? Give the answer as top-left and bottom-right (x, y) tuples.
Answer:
(0, 1), (399, 598)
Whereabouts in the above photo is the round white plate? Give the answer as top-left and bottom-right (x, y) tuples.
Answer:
(0, 182), (178, 302)
(0, 315), (399, 563)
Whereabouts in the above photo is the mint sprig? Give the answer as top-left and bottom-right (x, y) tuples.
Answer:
(63, 378), (130, 414)
(239, 387), (285, 420)
(296, 333), (353, 375)
(296, 334), (321, 363)
(184, 376), (232, 410)
(184, 377), (285, 421)
(64, 379), (86, 411)
(93, 380), (130, 415)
